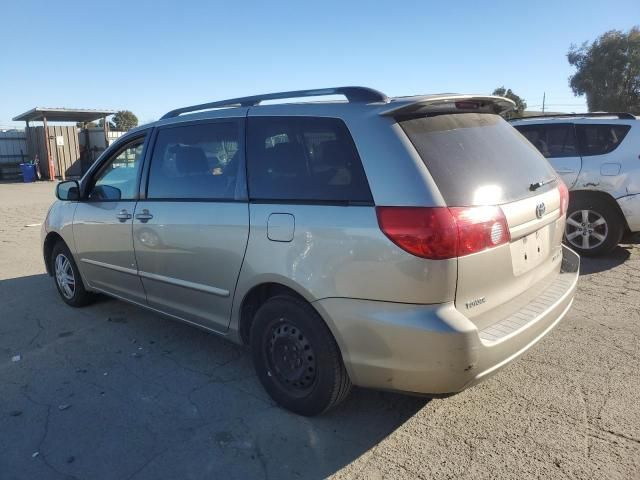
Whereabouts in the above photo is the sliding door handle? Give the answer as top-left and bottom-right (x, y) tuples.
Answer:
(135, 209), (154, 223)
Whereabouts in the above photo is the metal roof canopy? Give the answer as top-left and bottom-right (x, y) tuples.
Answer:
(13, 107), (117, 123)
(13, 107), (117, 182)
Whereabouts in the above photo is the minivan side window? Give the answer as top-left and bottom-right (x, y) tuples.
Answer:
(247, 117), (372, 203)
(516, 124), (578, 158)
(147, 122), (241, 200)
(88, 138), (145, 201)
(576, 124), (631, 156)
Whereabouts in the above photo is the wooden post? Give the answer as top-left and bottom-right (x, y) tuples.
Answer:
(58, 127), (66, 181)
(43, 116), (55, 181)
(25, 121), (30, 163)
(103, 115), (109, 147)
(84, 126), (91, 174)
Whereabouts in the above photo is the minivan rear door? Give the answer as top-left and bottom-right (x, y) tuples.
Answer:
(398, 113), (566, 327)
(514, 123), (582, 188)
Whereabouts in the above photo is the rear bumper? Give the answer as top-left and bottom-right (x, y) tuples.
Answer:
(314, 245), (580, 395)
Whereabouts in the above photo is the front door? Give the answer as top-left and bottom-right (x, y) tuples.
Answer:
(132, 118), (249, 331)
(516, 123), (582, 188)
(73, 135), (147, 304)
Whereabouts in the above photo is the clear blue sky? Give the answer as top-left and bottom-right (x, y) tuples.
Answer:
(1, 0), (638, 127)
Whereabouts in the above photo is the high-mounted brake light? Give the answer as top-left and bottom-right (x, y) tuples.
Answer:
(454, 101), (480, 110)
(376, 206), (511, 260)
(558, 181), (569, 216)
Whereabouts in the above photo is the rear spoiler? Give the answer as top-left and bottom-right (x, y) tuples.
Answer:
(379, 95), (516, 117)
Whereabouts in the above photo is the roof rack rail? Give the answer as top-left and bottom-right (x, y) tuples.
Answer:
(511, 112), (636, 121)
(160, 86), (389, 119)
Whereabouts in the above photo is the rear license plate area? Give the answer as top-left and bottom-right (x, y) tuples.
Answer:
(510, 225), (551, 276)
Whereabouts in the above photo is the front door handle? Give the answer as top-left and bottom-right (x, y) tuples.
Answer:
(135, 209), (154, 223)
(116, 209), (132, 222)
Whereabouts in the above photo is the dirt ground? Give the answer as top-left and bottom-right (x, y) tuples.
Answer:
(0, 181), (639, 479)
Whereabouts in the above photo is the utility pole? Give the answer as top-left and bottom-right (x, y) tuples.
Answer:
(542, 92), (546, 113)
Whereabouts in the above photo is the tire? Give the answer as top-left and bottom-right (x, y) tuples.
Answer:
(51, 241), (93, 307)
(250, 295), (351, 416)
(564, 196), (624, 257)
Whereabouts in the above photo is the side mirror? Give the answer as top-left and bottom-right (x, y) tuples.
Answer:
(56, 180), (80, 201)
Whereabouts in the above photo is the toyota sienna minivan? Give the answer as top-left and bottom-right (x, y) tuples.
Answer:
(43, 87), (579, 416)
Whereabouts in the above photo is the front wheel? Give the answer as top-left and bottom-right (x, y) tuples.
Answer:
(51, 242), (93, 307)
(564, 197), (624, 257)
(250, 295), (351, 416)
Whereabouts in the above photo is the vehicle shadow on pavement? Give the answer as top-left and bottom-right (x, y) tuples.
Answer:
(578, 233), (639, 275)
(0, 273), (427, 480)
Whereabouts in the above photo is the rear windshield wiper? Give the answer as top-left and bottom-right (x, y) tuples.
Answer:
(529, 177), (557, 191)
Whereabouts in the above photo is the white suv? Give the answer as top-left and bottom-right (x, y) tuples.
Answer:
(512, 114), (639, 256)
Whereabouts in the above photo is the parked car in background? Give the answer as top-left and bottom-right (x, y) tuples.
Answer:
(512, 113), (639, 256)
(43, 87), (579, 416)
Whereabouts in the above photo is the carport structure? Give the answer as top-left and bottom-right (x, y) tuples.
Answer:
(13, 107), (116, 180)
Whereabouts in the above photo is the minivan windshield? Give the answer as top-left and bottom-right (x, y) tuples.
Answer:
(399, 113), (557, 206)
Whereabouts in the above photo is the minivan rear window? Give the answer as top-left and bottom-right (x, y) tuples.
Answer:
(399, 114), (557, 206)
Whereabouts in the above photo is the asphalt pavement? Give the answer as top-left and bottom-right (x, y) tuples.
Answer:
(0, 181), (638, 479)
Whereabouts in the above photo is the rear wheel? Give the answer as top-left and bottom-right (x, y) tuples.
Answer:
(250, 295), (351, 416)
(51, 242), (93, 307)
(565, 196), (624, 257)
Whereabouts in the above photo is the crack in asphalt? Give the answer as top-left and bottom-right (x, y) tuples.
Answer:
(20, 389), (78, 480)
(124, 447), (169, 480)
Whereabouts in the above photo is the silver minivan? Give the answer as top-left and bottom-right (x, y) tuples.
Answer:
(43, 87), (579, 416)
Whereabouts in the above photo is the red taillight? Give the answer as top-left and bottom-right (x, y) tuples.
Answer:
(375, 207), (458, 259)
(376, 206), (510, 260)
(450, 206), (511, 256)
(558, 181), (569, 216)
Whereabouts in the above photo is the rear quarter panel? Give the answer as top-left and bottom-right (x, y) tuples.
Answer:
(573, 122), (640, 198)
(229, 103), (458, 335)
(229, 204), (458, 333)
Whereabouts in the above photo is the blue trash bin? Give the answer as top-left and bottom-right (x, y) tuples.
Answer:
(19, 163), (37, 183)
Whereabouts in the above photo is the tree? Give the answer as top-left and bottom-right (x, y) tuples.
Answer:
(492, 87), (527, 118)
(567, 27), (640, 114)
(111, 110), (139, 131)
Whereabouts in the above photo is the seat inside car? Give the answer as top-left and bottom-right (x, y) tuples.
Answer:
(175, 146), (209, 176)
(155, 145), (227, 198)
(255, 142), (309, 197)
(316, 139), (352, 186)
